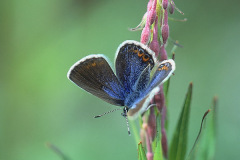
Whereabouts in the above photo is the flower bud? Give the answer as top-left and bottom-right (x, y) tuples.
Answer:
(163, 0), (168, 10)
(160, 45), (168, 61)
(148, 9), (156, 25)
(147, 107), (156, 140)
(161, 129), (168, 158)
(149, 16), (160, 56)
(162, 25), (169, 44)
(161, 10), (169, 44)
(147, 0), (152, 11)
(169, 1), (175, 14)
(141, 25), (151, 44)
(148, 0), (157, 25)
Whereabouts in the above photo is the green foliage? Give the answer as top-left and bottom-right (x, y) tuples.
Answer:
(163, 79), (170, 98)
(138, 142), (147, 160)
(153, 113), (163, 160)
(187, 97), (217, 160)
(46, 143), (70, 160)
(169, 83), (193, 160)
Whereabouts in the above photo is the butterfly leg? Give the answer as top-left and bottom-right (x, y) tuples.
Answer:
(121, 107), (131, 135)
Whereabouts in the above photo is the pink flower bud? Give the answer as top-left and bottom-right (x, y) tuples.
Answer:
(147, 0), (152, 11)
(154, 86), (165, 111)
(148, 9), (156, 25)
(147, 152), (153, 160)
(148, 0), (157, 25)
(163, 0), (168, 10)
(160, 45), (168, 61)
(162, 10), (169, 44)
(161, 129), (168, 158)
(147, 107), (156, 140)
(162, 24), (169, 44)
(141, 25), (151, 44)
(161, 106), (168, 158)
(149, 16), (160, 56)
(169, 1), (175, 14)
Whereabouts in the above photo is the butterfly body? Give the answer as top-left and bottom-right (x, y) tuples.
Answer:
(67, 40), (175, 118)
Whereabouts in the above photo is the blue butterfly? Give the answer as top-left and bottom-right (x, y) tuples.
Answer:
(67, 40), (175, 133)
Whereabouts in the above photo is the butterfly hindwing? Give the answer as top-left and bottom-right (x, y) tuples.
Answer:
(127, 59), (175, 119)
(115, 40), (156, 96)
(124, 65), (151, 107)
(144, 59), (175, 94)
(68, 55), (125, 106)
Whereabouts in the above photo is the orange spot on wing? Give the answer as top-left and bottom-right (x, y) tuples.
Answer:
(158, 65), (169, 71)
(92, 62), (96, 66)
(133, 49), (138, 53)
(142, 56), (149, 62)
(138, 51), (144, 57)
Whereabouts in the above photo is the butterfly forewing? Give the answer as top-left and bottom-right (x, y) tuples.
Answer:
(115, 40), (156, 96)
(68, 55), (125, 106)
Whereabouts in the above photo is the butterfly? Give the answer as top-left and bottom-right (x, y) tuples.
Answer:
(67, 40), (175, 133)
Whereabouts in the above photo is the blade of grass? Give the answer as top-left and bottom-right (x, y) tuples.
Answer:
(46, 142), (70, 160)
(153, 112), (163, 160)
(138, 142), (147, 160)
(130, 120), (141, 145)
(186, 97), (217, 160)
(199, 96), (217, 159)
(186, 109), (211, 160)
(169, 82), (193, 160)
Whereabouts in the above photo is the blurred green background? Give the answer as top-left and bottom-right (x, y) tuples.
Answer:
(1, 0), (239, 160)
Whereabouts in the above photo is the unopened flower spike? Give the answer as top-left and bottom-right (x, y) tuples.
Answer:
(161, 9), (169, 45)
(163, 0), (168, 10)
(149, 16), (160, 57)
(159, 45), (168, 61)
(147, 0), (157, 25)
(141, 24), (151, 44)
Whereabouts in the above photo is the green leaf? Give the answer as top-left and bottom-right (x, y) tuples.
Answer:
(138, 142), (147, 160)
(198, 96), (217, 159)
(187, 97), (217, 160)
(169, 83), (193, 160)
(153, 113), (163, 160)
(130, 120), (141, 145)
(163, 79), (170, 131)
(163, 78), (170, 99)
(46, 142), (70, 160)
(186, 109), (211, 160)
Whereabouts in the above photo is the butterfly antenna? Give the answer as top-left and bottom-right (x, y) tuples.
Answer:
(94, 108), (122, 118)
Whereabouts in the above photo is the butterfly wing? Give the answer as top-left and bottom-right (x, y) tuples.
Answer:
(128, 59), (175, 119)
(124, 65), (151, 107)
(145, 59), (175, 94)
(115, 40), (156, 97)
(67, 55), (125, 106)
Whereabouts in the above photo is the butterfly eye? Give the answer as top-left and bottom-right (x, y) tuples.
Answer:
(142, 54), (150, 62)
